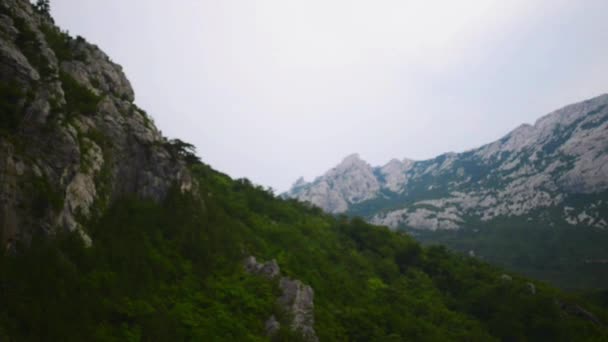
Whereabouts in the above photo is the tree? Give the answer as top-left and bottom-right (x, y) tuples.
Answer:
(34, 0), (50, 15)
(166, 139), (202, 165)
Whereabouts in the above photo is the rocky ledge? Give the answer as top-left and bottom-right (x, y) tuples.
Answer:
(244, 256), (318, 342)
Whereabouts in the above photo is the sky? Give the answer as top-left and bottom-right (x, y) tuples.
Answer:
(50, 0), (608, 192)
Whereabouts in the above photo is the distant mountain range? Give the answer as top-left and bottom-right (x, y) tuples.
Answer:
(286, 94), (608, 288)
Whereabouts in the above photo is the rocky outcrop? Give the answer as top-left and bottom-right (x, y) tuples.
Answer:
(243, 256), (318, 342)
(287, 94), (608, 231)
(244, 255), (280, 279)
(0, 0), (195, 248)
(278, 277), (317, 341)
(380, 158), (415, 192)
(557, 300), (603, 326)
(286, 154), (380, 213)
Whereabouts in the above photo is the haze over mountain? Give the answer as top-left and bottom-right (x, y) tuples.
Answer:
(49, 0), (608, 192)
(288, 94), (608, 229)
(1, 1), (608, 340)
(286, 95), (608, 288)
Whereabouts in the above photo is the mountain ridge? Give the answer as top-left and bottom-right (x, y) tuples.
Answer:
(287, 93), (608, 231)
(0, 1), (607, 340)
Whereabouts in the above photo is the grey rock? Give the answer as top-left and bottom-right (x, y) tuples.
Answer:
(265, 315), (280, 336)
(0, 0), (196, 247)
(286, 153), (380, 213)
(526, 282), (536, 295)
(556, 300), (602, 325)
(287, 94), (608, 231)
(244, 256), (318, 342)
(279, 277), (318, 342)
(243, 256), (280, 279)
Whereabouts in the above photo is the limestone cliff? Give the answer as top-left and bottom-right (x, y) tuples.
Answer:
(287, 94), (608, 231)
(0, 0), (194, 249)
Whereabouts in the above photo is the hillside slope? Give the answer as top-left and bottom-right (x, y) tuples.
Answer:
(288, 94), (608, 231)
(0, 1), (607, 340)
(0, 0), (195, 250)
(286, 95), (608, 288)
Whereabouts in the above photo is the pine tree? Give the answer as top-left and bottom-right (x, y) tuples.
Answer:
(34, 0), (50, 16)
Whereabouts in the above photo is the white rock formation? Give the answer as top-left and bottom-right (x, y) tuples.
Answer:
(287, 94), (608, 230)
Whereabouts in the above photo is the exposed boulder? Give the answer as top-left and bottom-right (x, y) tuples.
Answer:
(557, 300), (602, 326)
(526, 282), (536, 295)
(243, 256), (318, 342)
(278, 277), (318, 342)
(243, 256), (280, 279)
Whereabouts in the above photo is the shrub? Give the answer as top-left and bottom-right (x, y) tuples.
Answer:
(60, 71), (101, 118)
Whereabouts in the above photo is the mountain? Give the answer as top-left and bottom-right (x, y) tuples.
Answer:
(288, 94), (608, 229)
(1, 1), (607, 340)
(0, 0), (195, 250)
(287, 95), (608, 289)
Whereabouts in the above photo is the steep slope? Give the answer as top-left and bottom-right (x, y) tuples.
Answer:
(286, 95), (608, 288)
(0, 0), (193, 249)
(289, 154), (381, 213)
(1, 1), (607, 341)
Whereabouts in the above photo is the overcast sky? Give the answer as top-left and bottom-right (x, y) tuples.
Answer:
(51, 0), (608, 191)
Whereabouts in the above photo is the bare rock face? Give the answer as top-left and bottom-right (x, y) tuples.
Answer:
(557, 300), (602, 326)
(0, 0), (195, 247)
(380, 158), (415, 192)
(286, 154), (380, 213)
(243, 255), (280, 279)
(287, 94), (608, 231)
(243, 256), (318, 342)
(278, 277), (318, 342)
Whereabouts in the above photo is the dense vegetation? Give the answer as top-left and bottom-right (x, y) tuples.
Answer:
(0, 162), (606, 341)
(1, 1), (606, 339)
(414, 224), (608, 290)
(410, 194), (608, 290)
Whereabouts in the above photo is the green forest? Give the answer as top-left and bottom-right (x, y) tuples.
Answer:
(1, 161), (606, 341)
(1, 1), (607, 340)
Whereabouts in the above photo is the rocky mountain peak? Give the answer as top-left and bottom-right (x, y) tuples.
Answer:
(288, 93), (608, 230)
(292, 176), (308, 189)
(332, 153), (367, 172)
(285, 153), (380, 213)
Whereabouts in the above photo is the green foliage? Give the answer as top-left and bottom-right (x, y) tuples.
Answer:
(30, 174), (64, 216)
(413, 203), (608, 290)
(166, 139), (202, 165)
(0, 81), (25, 134)
(13, 15), (53, 78)
(0, 162), (606, 340)
(34, 0), (50, 16)
(581, 105), (608, 130)
(60, 71), (101, 118)
(40, 24), (80, 62)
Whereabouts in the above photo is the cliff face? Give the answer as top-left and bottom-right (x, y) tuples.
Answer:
(288, 154), (380, 213)
(287, 94), (608, 231)
(0, 0), (193, 249)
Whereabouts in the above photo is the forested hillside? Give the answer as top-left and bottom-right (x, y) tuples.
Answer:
(1, 162), (607, 340)
(286, 95), (608, 290)
(0, 1), (607, 340)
